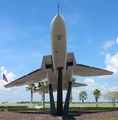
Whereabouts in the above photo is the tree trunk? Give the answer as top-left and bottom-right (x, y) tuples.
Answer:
(112, 102), (115, 107)
(31, 88), (33, 108)
(113, 102), (115, 107)
(82, 98), (84, 107)
(41, 91), (45, 108)
(112, 99), (115, 107)
(96, 97), (98, 107)
(70, 90), (72, 104)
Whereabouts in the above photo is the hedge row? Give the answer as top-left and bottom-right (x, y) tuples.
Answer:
(0, 106), (28, 109)
(39, 107), (118, 111)
(0, 108), (37, 112)
(40, 107), (118, 111)
(69, 107), (118, 111)
(0, 107), (118, 112)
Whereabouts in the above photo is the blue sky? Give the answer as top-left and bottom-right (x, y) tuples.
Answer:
(0, 0), (118, 103)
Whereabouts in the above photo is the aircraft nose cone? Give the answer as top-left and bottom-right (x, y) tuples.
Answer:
(51, 14), (66, 33)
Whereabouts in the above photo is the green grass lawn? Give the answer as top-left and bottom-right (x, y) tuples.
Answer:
(70, 102), (118, 107)
(0, 102), (118, 108)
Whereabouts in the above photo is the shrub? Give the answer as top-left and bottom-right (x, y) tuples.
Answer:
(7, 108), (37, 111)
(69, 107), (118, 111)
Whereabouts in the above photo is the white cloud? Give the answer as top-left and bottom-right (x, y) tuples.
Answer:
(0, 67), (16, 82)
(83, 78), (107, 93)
(116, 38), (118, 43)
(102, 41), (115, 49)
(84, 78), (94, 84)
(0, 66), (16, 91)
(99, 52), (118, 81)
(104, 53), (118, 81)
(98, 83), (118, 93)
(102, 38), (118, 49)
(0, 67), (7, 75)
(105, 53), (118, 73)
(109, 86), (118, 91)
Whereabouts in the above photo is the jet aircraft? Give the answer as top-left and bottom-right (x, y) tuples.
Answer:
(5, 8), (113, 116)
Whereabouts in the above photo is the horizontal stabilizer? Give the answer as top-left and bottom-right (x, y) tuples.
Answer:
(34, 81), (87, 93)
(33, 84), (49, 93)
(73, 64), (113, 76)
(63, 81), (87, 90)
(4, 69), (46, 88)
(72, 81), (87, 87)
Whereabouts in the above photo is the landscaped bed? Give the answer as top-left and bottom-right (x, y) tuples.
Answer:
(0, 111), (118, 120)
(0, 105), (118, 119)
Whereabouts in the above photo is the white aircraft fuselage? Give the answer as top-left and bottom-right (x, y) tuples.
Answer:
(51, 14), (67, 75)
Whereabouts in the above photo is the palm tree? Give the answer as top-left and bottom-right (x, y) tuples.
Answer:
(79, 90), (87, 106)
(26, 83), (36, 107)
(93, 89), (101, 107)
(70, 77), (76, 104)
(37, 81), (48, 108)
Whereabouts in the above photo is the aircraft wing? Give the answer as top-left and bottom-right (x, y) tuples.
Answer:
(73, 64), (113, 76)
(4, 69), (46, 88)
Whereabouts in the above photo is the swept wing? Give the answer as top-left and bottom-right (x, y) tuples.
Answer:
(73, 64), (113, 76)
(5, 69), (46, 88)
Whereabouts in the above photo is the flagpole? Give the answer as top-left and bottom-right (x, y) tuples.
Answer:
(0, 75), (3, 103)
(2, 77), (3, 103)
(1, 82), (2, 103)
(16, 87), (18, 104)
(2, 73), (8, 104)
(0, 88), (1, 103)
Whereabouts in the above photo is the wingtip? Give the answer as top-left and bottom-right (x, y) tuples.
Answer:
(4, 84), (8, 88)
